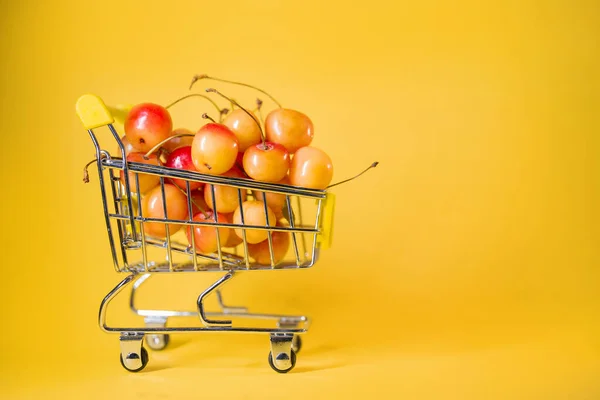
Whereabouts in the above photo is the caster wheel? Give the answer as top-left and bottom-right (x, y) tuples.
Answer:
(292, 335), (302, 354)
(120, 346), (149, 372)
(268, 349), (297, 374)
(146, 334), (170, 351)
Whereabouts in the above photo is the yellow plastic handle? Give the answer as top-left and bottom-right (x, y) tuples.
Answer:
(75, 94), (114, 129)
(107, 104), (133, 125)
(76, 94), (133, 130)
(317, 192), (336, 249)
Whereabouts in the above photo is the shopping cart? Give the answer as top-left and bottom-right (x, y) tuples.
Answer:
(76, 94), (336, 373)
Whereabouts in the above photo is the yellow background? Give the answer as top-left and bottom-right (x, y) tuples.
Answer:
(1, 0), (599, 398)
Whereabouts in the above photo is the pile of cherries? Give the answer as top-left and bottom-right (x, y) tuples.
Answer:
(118, 75), (334, 264)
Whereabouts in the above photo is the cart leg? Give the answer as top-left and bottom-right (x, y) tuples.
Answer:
(197, 271), (236, 327)
(99, 273), (137, 333)
(268, 333), (297, 373)
(119, 332), (148, 372)
(129, 273), (152, 315)
(144, 316), (170, 351)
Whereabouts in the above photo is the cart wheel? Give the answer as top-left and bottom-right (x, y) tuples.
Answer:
(146, 334), (170, 351)
(120, 346), (149, 372)
(292, 335), (302, 354)
(268, 349), (297, 374)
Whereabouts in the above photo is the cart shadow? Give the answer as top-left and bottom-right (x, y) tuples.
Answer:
(141, 363), (170, 373)
(242, 357), (345, 373)
(160, 336), (190, 351)
(292, 362), (346, 373)
(299, 344), (340, 356)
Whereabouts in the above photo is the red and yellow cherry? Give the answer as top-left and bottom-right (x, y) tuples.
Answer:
(223, 212), (243, 247)
(265, 109), (313, 154)
(119, 135), (135, 157)
(165, 146), (203, 191)
(232, 201), (277, 244)
(162, 128), (195, 153)
(223, 109), (262, 152)
(204, 166), (247, 213)
(120, 152), (161, 194)
(289, 146), (333, 190)
(124, 103), (173, 153)
(141, 183), (189, 238)
(253, 176), (290, 213)
(186, 211), (230, 254)
(247, 226), (290, 265)
(243, 142), (290, 182)
(191, 123), (239, 175)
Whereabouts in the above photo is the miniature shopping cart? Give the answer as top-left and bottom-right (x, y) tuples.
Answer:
(76, 94), (335, 373)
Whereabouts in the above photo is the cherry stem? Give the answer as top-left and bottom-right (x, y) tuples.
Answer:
(83, 154), (120, 182)
(326, 162), (379, 189)
(219, 108), (230, 122)
(206, 88), (266, 146)
(82, 159), (97, 183)
(166, 93), (223, 115)
(202, 113), (216, 123)
(256, 98), (265, 127)
(190, 74), (282, 108)
(143, 132), (195, 160)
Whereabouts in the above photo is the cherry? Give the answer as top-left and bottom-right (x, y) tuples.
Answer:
(191, 122), (239, 175)
(120, 152), (161, 194)
(223, 213), (243, 247)
(141, 183), (188, 238)
(223, 109), (262, 152)
(232, 201), (277, 244)
(247, 227), (290, 265)
(253, 176), (290, 214)
(119, 135), (135, 157)
(289, 146), (333, 190)
(204, 166), (247, 213)
(265, 109), (314, 154)
(243, 142), (290, 182)
(186, 211), (230, 254)
(124, 103), (173, 153)
(162, 128), (195, 153)
(164, 146), (203, 191)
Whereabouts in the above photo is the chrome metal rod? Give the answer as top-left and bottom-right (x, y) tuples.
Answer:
(197, 271), (235, 327)
(128, 273), (309, 323)
(135, 173), (149, 272)
(262, 196), (276, 268)
(88, 131), (119, 272)
(159, 177), (174, 272)
(216, 290), (247, 314)
(99, 273), (138, 332)
(102, 159), (325, 199)
(285, 195), (301, 266)
(210, 184), (224, 271)
(108, 168), (129, 269)
(108, 124), (137, 238)
(107, 214), (318, 233)
(185, 181), (199, 271)
(238, 189), (251, 269)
